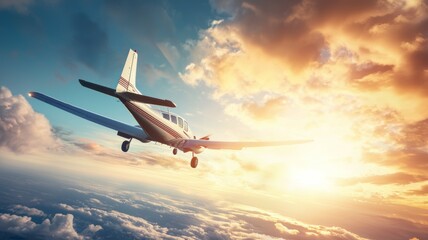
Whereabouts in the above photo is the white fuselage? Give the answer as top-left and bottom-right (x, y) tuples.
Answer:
(120, 98), (204, 154)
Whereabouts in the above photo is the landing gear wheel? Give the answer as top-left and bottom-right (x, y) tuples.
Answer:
(173, 148), (178, 155)
(121, 140), (130, 152)
(190, 157), (198, 168)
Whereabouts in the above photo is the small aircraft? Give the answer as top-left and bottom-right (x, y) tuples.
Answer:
(29, 49), (311, 168)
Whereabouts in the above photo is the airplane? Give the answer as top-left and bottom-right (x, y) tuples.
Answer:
(29, 49), (311, 168)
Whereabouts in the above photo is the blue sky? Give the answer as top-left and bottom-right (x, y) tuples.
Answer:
(0, 0), (229, 137)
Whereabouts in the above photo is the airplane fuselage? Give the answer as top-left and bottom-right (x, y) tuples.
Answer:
(120, 97), (204, 154)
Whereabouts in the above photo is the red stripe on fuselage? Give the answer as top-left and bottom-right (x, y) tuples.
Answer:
(126, 102), (182, 139)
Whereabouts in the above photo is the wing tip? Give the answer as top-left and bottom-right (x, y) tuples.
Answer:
(28, 91), (39, 98)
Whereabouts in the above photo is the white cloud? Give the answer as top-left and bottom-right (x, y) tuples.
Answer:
(0, 213), (36, 234)
(275, 222), (299, 235)
(38, 214), (81, 240)
(0, 86), (61, 153)
(81, 224), (103, 237)
(11, 204), (46, 217)
(89, 198), (102, 205)
(89, 208), (175, 240)
(58, 203), (92, 216)
(0, 212), (99, 240)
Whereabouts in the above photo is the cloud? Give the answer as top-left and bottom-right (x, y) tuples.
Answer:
(177, 0), (428, 199)
(10, 205), (46, 217)
(338, 172), (428, 186)
(0, 214), (36, 234)
(225, 96), (288, 123)
(52, 189), (372, 240)
(58, 203), (92, 216)
(0, 86), (61, 153)
(361, 117), (428, 177)
(64, 187), (374, 240)
(181, 0), (428, 119)
(69, 13), (109, 71)
(89, 198), (102, 205)
(0, 212), (101, 240)
(407, 184), (428, 196)
(81, 224), (103, 237)
(72, 138), (188, 169)
(275, 222), (300, 235)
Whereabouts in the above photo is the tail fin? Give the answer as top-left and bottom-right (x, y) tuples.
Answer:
(116, 49), (139, 94)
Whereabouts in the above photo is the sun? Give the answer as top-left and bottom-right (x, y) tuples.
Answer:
(287, 168), (333, 192)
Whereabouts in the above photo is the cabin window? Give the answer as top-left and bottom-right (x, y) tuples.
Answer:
(184, 121), (188, 131)
(162, 113), (170, 120)
(178, 117), (183, 128)
(171, 115), (177, 124)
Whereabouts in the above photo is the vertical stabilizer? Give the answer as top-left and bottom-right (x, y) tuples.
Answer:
(116, 49), (139, 93)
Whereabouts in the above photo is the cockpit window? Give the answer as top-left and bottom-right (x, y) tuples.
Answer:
(162, 113), (170, 120)
(184, 121), (188, 131)
(178, 117), (183, 128)
(171, 115), (177, 124)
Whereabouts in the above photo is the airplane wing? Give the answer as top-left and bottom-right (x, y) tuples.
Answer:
(28, 92), (149, 141)
(181, 139), (312, 150)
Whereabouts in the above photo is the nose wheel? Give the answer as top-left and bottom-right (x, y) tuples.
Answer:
(173, 148), (178, 155)
(190, 156), (198, 168)
(121, 139), (131, 152)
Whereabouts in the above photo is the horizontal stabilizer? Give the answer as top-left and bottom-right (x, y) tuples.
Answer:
(79, 79), (176, 108)
(79, 79), (116, 97)
(118, 92), (176, 108)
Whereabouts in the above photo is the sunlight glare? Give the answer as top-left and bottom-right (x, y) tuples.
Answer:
(288, 168), (333, 192)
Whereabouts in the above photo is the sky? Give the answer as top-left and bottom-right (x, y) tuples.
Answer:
(1, 0), (428, 239)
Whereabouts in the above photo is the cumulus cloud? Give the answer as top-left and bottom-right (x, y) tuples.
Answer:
(0, 212), (101, 240)
(81, 224), (103, 237)
(0, 213), (36, 234)
(54, 190), (371, 240)
(58, 203), (92, 216)
(180, 0), (428, 119)
(177, 0), (428, 196)
(0, 86), (60, 153)
(360, 117), (428, 178)
(11, 205), (46, 217)
(275, 222), (300, 235)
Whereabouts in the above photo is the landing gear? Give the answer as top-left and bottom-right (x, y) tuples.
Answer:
(173, 148), (178, 155)
(190, 156), (198, 168)
(121, 139), (131, 152)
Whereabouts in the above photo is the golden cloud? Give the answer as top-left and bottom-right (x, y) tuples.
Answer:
(181, 0), (428, 120)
